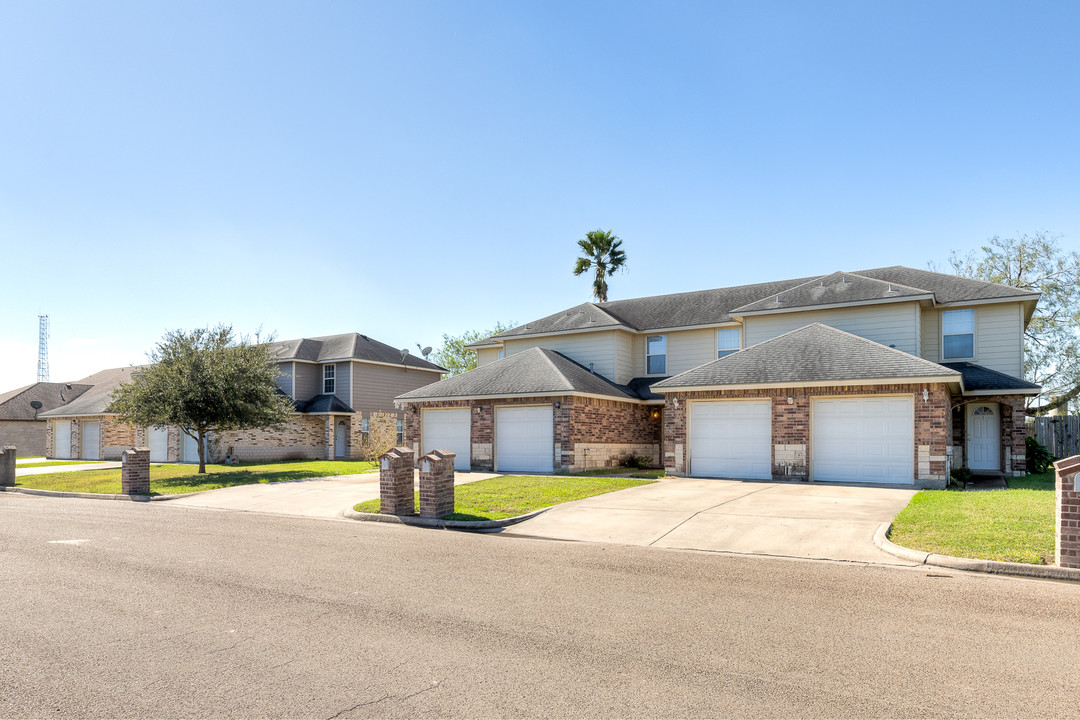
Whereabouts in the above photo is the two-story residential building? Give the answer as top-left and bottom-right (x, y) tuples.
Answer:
(36, 332), (444, 462)
(395, 267), (1040, 487)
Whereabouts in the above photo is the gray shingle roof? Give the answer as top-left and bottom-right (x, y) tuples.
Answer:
(479, 266), (1039, 343)
(731, 272), (933, 314)
(294, 394), (355, 413)
(941, 362), (1041, 393)
(653, 324), (961, 389)
(396, 347), (640, 402)
(38, 367), (143, 417)
(268, 332), (444, 371)
(0, 382), (93, 420)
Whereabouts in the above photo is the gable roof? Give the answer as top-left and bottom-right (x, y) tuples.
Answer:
(653, 323), (962, 390)
(268, 332), (445, 372)
(38, 367), (143, 418)
(0, 382), (93, 421)
(396, 347), (641, 402)
(478, 265), (1039, 343)
(941, 362), (1041, 395)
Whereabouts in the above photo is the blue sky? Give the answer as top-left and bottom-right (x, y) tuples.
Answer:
(2, 1), (1077, 386)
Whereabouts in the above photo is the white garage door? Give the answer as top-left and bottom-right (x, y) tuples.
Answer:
(422, 409), (471, 471)
(55, 421), (71, 459)
(496, 405), (553, 473)
(812, 397), (914, 484)
(689, 400), (772, 480)
(149, 426), (169, 462)
(181, 431), (199, 463)
(81, 421), (100, 460)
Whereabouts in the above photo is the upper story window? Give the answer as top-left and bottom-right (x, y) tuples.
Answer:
(717, 328), (740, 358)
(498, 348), (505, 360)
(323, 364), (336, 394)
(646, 335), (667, 374)
(942, 309), (975, 360)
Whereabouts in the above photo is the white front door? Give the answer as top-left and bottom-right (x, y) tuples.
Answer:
(55, 421), (71, 459)
(496, 405), (554, 473)
(335, 421), (346, 459)
(812, 397), (914, 484)
(149, 426), (169, 462)
(422, 408), (471, 471)
(689, 400), (772, 479)
(968, 403), (1000, 471)
(81, 421), (100, 460)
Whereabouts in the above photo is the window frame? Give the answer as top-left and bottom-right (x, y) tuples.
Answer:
(646, 334), (667, 375)
(717, 327), (740, 358)
(396, 419), (404, 445)
(323, 364), (336, 394)
(941, 308), (976, 361)
(498, 348), (505, 360)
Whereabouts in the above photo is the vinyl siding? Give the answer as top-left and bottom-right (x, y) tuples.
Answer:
(743, 302), (919, 355)
(334, 362), (351, 404)
(294, 363), (321, 402)
(476, 347), (501, 367)
(667, 328), (721, 376)
(504, 331), (617, 381)
(613, 331), (634, 384)
(920, 302), (1024, 377)
(921, 308), (940, 362)
(352, 364), (442, 416)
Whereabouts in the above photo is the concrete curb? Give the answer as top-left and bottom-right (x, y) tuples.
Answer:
(0, 486), (197, 502)
(873, 522), (1080, 583)
(341, 506), (549, 530)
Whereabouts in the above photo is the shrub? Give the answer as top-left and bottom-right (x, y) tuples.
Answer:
(359, 411), (400, 461)
(1025, 435), (1054, 473)
(950, 466), (973, 488)
(623, 454), (654, 469)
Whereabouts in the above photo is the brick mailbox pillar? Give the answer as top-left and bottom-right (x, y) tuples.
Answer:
(121, 447), (151, 495)
(1055, 455), (1080, 569)
(0, 446), (15, 486)
(419, 449), (456, 519)
(379, 446), (415, 516)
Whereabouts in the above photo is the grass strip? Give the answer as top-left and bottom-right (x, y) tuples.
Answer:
(16, 460), (106, 468)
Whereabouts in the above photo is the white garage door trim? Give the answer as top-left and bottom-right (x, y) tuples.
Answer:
(689, 400), (772, 480)
(811, 396), (914, 485)
(81, 420), (100, 460)
(55, 421), (71, 459)
(421, 408), (471, 471)
(495, 405), (554, 473)
(149, 426), (169, 463)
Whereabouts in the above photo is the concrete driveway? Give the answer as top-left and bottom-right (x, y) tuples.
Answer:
(168, 470), (499, 518)
(505, 477), (918, 564)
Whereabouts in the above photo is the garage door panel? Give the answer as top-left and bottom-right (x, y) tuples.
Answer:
(55, 421), (71, 459)
(149, 426), (168, 463)
(496, 406), (553, 473)
(812, 397), (913, 485)
(690, 400), (772, 480)
(422, 409), (471, 471)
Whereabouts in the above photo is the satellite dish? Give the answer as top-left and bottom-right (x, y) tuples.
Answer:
(417, 344), (433, 358)
(30, 400), (42, 409)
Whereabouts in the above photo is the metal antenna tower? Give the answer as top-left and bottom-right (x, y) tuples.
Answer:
(37, 314), (49, 382)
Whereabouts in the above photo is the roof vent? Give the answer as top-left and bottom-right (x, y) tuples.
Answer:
(589, 363), (595, 374)
(589, 315), (594, 322)
(775, 295), (781, 303)
(841, 275), (847, 284)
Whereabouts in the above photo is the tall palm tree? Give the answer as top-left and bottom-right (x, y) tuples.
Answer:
(573, 229), (627, 303)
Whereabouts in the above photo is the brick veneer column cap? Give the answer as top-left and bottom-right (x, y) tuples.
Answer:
(422, 449), (456, 463)
(380, 446), (413, 464)
(1054, 456), (1080, 478)
(124, 446), (151, 456)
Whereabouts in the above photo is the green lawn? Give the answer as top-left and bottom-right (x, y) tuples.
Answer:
(570, 466), (666, 479)
(14, 459), (378, 496)
(353, 474), (656, 521)
(16, 460), (105, 468)
(889, 471), (1056, 564)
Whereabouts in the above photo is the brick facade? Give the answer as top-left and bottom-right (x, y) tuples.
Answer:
(212, 414), (329, 462)
(419, 449), (455, 518)
(403, 396), (662, 473)
(663, 383), (952, 488)
(121, 447), (150, 494)
(951, 396), (1027, 477)
(0, 420), (47, 457)
(1055, 456), (1080, 568)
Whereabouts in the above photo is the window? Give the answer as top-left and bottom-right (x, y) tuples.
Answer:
(942, 309), (975, 359)
(361, 417), (369, 443)
(396, 419), (404, 444)
(498, 348), (505, 360)
(646, 335), (667, 374)
(717, 328), (740, 358)
(323, 365), (335, 394)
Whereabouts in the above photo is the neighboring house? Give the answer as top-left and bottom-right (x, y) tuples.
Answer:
(0, 381), (92, 456)
(395, 266), (1040, 487)
(37, 332), (444, 462)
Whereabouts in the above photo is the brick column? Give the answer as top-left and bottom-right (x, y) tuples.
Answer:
(379, 446), (415, 516)
(121, 447), (151, 495)
(419, 449), (455, 518)
(1055, 455), (1080, 568)
(0, 446), (15, 486)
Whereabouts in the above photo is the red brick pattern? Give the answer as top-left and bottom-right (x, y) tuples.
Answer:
(379, 447), (415, 515)
(1056, 456), (1080, 568)
(419, 449), (455, 518)
(121, 447), (151, 494)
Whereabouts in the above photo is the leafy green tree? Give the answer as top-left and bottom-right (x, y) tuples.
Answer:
(573, 228), (627, 303)
(108, 326), (294, 473)
(358, 410), (400, 461)
(432, 322), (513, 376)
(946, 232), (1080, 413)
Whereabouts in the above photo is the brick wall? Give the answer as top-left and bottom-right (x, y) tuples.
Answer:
(212, 415), (328, 462)
(1055, 456), (1080, 568)
(950, 396), (1028, 477)
(103, 416), (136, 460)
(663, 383), (952, 487)
(0, 420), (46, 456)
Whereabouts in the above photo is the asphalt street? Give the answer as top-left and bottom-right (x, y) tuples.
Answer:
(2, 494), (1079, 719)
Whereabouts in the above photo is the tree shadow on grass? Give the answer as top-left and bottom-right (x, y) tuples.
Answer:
(152, 469), (337, 493)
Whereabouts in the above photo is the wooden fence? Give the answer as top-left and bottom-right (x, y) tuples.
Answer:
(1028, 416), (1080, 459)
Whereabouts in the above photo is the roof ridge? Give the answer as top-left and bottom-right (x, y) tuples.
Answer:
(857, 265), (1040, 296)
(839, 271), (932, 296)
(535, 347), (576, 392)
